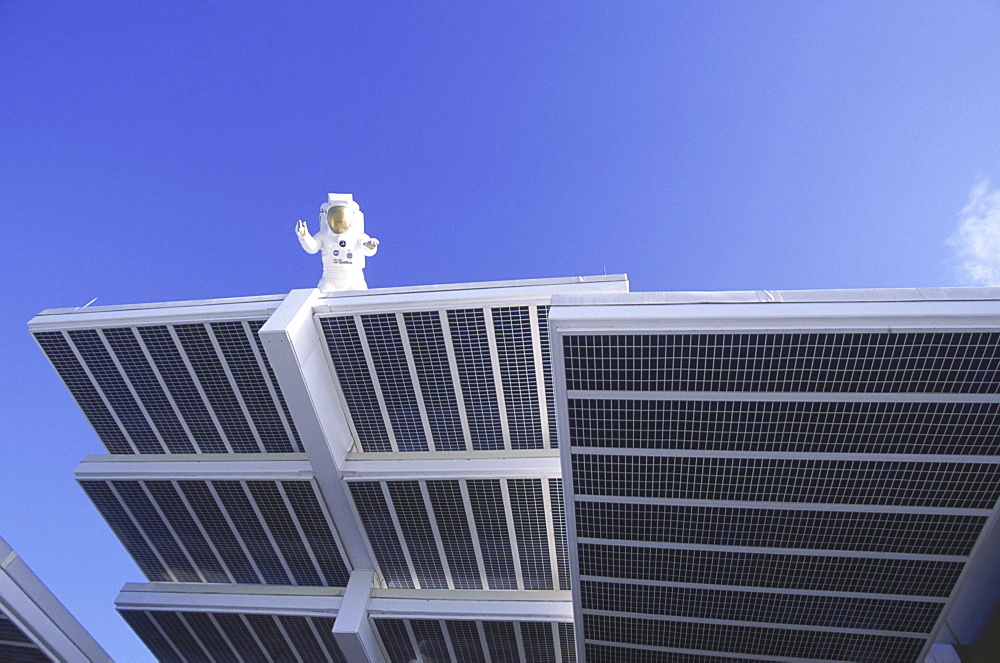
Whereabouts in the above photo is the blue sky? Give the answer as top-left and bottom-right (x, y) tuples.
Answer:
(3, 2), (1000, 659)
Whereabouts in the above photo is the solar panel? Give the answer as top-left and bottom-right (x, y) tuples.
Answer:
(373, 618), (576, 663)
(82, 479), (349, 587)
(0, 608), (52, 663)
(120, 610), (346, 663)
(563, 331), (1000, 393)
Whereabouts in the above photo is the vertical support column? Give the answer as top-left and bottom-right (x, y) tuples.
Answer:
(332, 569), (385, 662)
(258, 289), (373, 571)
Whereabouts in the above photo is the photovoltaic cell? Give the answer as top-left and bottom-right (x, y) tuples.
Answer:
(387, 481), (449, 588)
(211, 481), (291, 584)
(448, 309), (504, 450)
(580, 579), (944, 633)
(120, 610), (347, 663)
(362, 314), (428, 451)
(111, 480), (201, 582)
(582, 614), (926, 663)
(410, 619), (450, 661)
(102, 327), (195, 453)
(246, 481), (323, 586)
(247, 319), (303, 452)
(349, 482), (414, 588)
(374, 618), (415, 662)
(568, 399), (1000, 455)
(141, 481), (231, 583)
(572, 454), (1000, 509)
(563, 331), (1000, 393)
(578, 543), (963, 597)
(119, 610), (182, 663)
(67, 329), (164, 454)
(281, 481), (351, 586)
(137, 326), (227, 453)
(211, 321), (296, 453)
(536, 305), (559, 447)
(148, 611), (210, 661)
(467, 479), (518, 589)
(445, 620), (487, 662)
(176, 481), (262, 584)
(80, 480), (170, 581)
(492, 306), (544, 449)
(425, 480), (483, 589)
(577, 501), (984, 555)
(173, 324), (260, 452)
(403, 310), (466, 451)
(508, 478), (554, 590)
(320, 316), (391, 452)
(34, 331), (133, 454)
(549, 478), (570, 590)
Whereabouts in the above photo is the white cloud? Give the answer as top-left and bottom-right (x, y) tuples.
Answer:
(950, 179), (1000, 286)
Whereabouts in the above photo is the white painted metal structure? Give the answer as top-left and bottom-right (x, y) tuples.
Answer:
(0, 535), (112, 662)
(32, 279), (998, 663)
(31, 276), (626, 662)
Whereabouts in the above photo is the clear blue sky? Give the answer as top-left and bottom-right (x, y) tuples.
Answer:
(3, 2), (1000, 659)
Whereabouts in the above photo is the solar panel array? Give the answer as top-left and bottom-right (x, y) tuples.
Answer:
(320, 305), (558, 452)
(349, 478), (567, 591)
(373, 617), (576, 663)
(80, 479), (350, 587)
(34, 321), (301, 455)
(561, 330), (1000, 663)
(119, 609), (347, 662)
(0, 608), (51, 662)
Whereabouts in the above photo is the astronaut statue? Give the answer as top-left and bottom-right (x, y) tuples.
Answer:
(296, 194), (379, 292)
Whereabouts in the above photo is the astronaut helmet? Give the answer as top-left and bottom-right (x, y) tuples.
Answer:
(319, 194), (363, 235)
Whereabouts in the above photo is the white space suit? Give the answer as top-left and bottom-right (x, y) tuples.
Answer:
(297, 195), (379, 292)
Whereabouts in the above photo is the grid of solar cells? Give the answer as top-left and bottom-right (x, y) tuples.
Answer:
(576, 502), (984, 555)
(80, 480), (170, 581)
(66, 329), (164, 454)
(210, 321), (296, 453)
(83, 479), (348, 586)
(0, 609), (51, 663)
(549, 478), (569, 590)
(362, 314), (428, 451)
(386, 481), (449, 588)
(508, 478), (554, 589)
(120, 610), (346, 663)
(568, 399), (1000, 455)
(172, 324), (260, 452)
(354, 479), (565, 590)
(582, 614), (925, 663)
(137, 326), (228, 453)
(493, 306), (544, 449)
(563, 331), (1000, 393)
(584, 644), (801, 663)
(403, 311), (466, 451)
(320, 316), (391, 451)
(34, 331), (133, 454)
(467, 479), (518, 589)
(448, 309), (504, 450)
(572, 455), (1000, 509)
(374, 618), (576, 663)
(578, 544), (963, 597)
(580, 580), (944, 633)
(246, 319), (302, 451)
(349, 482), (414, 588)
(537, 305), (558, 447)
(425, 480), (482, 589)
(102, 328), (196, 453)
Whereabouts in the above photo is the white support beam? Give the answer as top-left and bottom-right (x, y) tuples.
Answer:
(258, 288), (374, 571)
(116, 583), (344, 617)
(1, 537), (113, 663)
(75, 454), (313, 481)
(367, 589), (574, 622)
(342, 452), (561, 482)
(332, 570), (385, 663)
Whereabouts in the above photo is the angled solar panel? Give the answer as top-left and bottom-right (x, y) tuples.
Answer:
(557, 313), (1000, 663)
